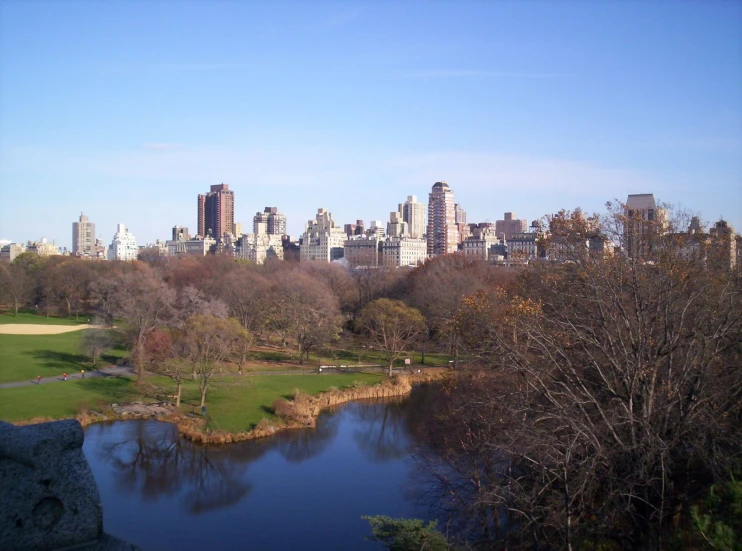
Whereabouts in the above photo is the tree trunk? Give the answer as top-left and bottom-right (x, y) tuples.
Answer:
(13, 299), (18, 317)
(388, 361), (393, 378)
(175, 382), (182, 408)
(135, 338), (145, 382)
(65, 297), (71, 317)
(200, 388), (207, 408)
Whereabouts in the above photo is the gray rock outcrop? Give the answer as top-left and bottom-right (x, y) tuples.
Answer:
(0, 419), (139, 550)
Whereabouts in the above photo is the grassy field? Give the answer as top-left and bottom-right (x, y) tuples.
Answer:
(0, 312), (429, 433)
(0, 312), (87, 325)
(0, 372), (387, 432)
(0, 331), (128, 383)
(0, 376), (136, 422)
(161, 372), (386, 432)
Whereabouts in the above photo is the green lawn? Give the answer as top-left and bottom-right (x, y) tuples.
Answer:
(0, 312), (87, 325)
(0, 377), (136, 422)
(158, 372), (386, 432)
(0, 330), (127, 383)
(0, 371), (386, 433)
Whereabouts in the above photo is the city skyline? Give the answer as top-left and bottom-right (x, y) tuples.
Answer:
(1, 2), (740, 248)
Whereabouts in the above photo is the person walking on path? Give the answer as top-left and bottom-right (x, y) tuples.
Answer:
(36, 375), (41, 385)
(81, 369), (85, 379)
(62, 372), (67, 381)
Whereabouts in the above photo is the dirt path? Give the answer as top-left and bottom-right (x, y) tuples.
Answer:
(0, 324), (94, 335)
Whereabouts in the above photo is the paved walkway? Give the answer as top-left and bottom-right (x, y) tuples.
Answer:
(0, 365), (134, 388)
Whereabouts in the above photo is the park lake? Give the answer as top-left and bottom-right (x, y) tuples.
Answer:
(83, 385), (438, 551)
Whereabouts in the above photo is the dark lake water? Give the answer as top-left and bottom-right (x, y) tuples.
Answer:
(83, 386), (436, 551)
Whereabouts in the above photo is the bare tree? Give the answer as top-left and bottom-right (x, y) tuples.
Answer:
(112, 266), (176, 382)
(0, 262), (33, 315)
(80, 328), (112, 368)
(180, 315), (248, 407)
(427, 204), (742, 549)
(356, 298), (426, 377)
(266, 271), (343, 364)
(51, 259), (93, 318)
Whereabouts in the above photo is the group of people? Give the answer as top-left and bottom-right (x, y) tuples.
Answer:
(35, 369), (85, 384)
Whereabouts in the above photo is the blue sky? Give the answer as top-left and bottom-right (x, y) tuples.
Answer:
(1, 1), (740, 249)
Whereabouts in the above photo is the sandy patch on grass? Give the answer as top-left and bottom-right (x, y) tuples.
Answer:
(0, 324), (94, 335)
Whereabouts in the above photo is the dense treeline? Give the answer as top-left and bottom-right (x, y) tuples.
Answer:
(1, 204), (740, 549)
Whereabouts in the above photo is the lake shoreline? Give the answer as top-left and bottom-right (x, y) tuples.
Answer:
(14, 369), (449, 445)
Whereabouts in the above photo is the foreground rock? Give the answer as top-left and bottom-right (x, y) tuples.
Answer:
(0, 419), (139, 550)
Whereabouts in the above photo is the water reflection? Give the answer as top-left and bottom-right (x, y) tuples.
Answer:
(84, 384), (440, 550)
(351, 397), (410, 462)
(273, 410), (341, 463)
(96, 421), (260, 513)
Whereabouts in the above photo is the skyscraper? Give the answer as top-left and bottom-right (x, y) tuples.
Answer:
(197, 184), (234, 239)
(427, 182), (459, 256)
(72, 212), (95, 256)
(400, 195), (426, 239)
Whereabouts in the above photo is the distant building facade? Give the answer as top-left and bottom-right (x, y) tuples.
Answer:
(381, 237), (428, 267)
(0, 243), (26, 262)
(167, 237), (216, 256)
(300, 208), (346, 262)
(624, 193), (667, 259)
(72, 213), (95, 256)
(427, 182), (458, 256)
(709, 219), (737, 271)
(400, 195), (426, 239)
(108, 224), (138, 261)
(496, 212), (528, 240)
(344, 235), (381, 268)
(197, 184), (234, 239)
(386, 211), (408, 238)
(253, 207), (287, 236)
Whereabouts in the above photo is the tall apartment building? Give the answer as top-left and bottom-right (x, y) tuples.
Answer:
(495, 212), (528, 240)
(344, 220), (365, 238)
(108, 224), (138, 261)
(427, 182), (459, 256)
(624, 193), (667, 259)
(400, 195), (426, 239)
(387, 211), (408, 238)
(253, 207), (287, 236)
(72, 213), (95, 256)
(197, 183), (234, 239)
(300, 208), (347, 262)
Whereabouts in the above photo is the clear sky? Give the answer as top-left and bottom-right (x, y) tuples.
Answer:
(1, 0), (740, 249)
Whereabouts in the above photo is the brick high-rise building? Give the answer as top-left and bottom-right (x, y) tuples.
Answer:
(197, 184), (234, 239)
(427, 182), (459, 256)
(72, 212), (95, 256)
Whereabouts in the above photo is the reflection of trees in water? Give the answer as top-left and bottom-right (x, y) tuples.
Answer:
(274, 411), (340, 463)
(96, 421), (268, 514)
(350, 399), (409, 462)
